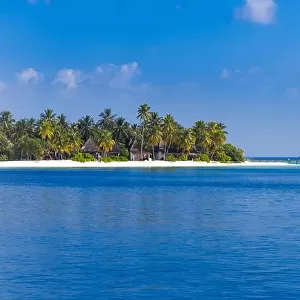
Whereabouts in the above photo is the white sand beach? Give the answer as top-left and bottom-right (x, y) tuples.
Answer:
(0, 160), (295, 168)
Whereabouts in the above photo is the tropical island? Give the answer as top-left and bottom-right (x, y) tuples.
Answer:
(0, 104), (246, 166)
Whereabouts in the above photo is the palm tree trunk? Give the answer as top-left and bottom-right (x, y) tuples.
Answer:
(152, 146), (155, 160)
(140, 125), (144, 161)
(166, 140), (172, 155)
(210, 145), (216, 161)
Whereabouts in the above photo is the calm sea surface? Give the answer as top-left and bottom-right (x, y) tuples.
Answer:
(1, 167), (300, 299)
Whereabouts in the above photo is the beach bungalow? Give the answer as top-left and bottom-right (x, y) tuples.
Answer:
(82, 137), (121, 158)
(129, 141), (151, 161)
(109, 144), (121, 156)
(81, 137), (100, 159)
(82, 137), (99, 154)
(154, 143), (165, 160)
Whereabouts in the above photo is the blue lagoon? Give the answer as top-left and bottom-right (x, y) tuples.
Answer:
(0, 167), (300, 299)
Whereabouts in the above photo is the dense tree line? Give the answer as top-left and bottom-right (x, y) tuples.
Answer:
(0, 104), (245, 162)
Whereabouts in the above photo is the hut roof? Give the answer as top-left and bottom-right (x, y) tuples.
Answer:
(110, 144), (120, 153)
(81, 137), (99, 153)
(129, 140), (151, 155)
(130, 140), (140, 152)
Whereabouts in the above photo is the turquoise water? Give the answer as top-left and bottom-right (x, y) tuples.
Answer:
(1, 168), (300, 299)
(248, 157), (299, 163)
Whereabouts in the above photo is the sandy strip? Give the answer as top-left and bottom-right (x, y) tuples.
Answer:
(0, 160), (295, 168)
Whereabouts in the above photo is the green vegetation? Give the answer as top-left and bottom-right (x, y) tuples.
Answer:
(166, 154), (177, 162)
(222, 143), (245, 162)
(0, 105), (244, 162)
(101, 156), (129, 163)
(177, 154), (188, 161)
(194, 154), (210, 163)
(216, 152), (232, 163)
(0, 154), (8, 161)
(71, 153), (96, 163)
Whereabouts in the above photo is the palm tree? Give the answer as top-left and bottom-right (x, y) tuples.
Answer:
(40, 109), (56, 123)
(57, 114), (69, 128)
(77, 115), (95, 142)
(121, 124), (139, 159)
(113, 117), (130, 144)
(98, 108), (117, 130)
(67, 126), (82, 154)
(146, 112), (162, 159)
(0, 131), (13, 157)
(51, 125), (69, 159)
(137, 104), (151, 160)
(193, 120), (210, 154)
(97, 130), (115, 156)
(0, 110), (15, 136)
(207, 122), (228, 160)
(162, 114), (177, 159)
(16, 136), (43, 160)
(39, 121), (55, 141)
(149, 112), (161, 127)
(178, 128), (195, 153)
(147, 125), (162, 159)
(13, 118), (37, 142)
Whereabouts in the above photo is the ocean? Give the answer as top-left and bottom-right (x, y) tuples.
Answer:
(0, 167), (300, 299)
(247, 157), (300, 163)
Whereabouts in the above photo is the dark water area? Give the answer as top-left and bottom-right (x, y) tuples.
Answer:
(1, 168), (300, 299)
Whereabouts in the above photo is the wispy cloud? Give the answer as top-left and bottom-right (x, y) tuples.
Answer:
(54, 69), (83, 90)
(220, 68), (231, 80)
(248, 66), (263, 74)
(110, 62), (140, 89)
(235, 0), (277, 25)
(17, 68), (43, 84)
(0, 81), (7, 95)
(94, 61), (141, 89)
(221, 66), (263, 80)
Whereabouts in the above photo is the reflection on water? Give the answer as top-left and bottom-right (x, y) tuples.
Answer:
(0, 168), (300, 299)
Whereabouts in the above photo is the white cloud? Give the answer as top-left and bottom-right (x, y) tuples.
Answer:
(17, 68), (43, 84)
(94, 61), (140, 89)
(110, 62), (140, 89)
(285, 88), (298, 99)
(220, 68), (231, 80)
(54, 69), (82, 89)
(235, 0), (277, 25)
(0, 81), (7, 94)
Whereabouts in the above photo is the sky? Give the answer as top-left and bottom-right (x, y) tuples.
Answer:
(0, 0), (300, 156)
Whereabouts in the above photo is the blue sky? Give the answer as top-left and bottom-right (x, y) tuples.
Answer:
(0, 0), (300, 156)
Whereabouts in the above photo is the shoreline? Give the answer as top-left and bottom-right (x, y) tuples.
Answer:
(0, 160), (296, 169)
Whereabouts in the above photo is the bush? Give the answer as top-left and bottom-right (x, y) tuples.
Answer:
(71, 152), (96, 163)
(119, 146), (130, 159)
(166, 154), (177, 162)
(194, 154), (210, 163)
(0, 154), (8, 161)
(217, 152), (232, 163)
(101, 157), (112, 163)
(222, 143), (245, 162)
(177, 154), (188, 161)
(101, 155), (129, 162)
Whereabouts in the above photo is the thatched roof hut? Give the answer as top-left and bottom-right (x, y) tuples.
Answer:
(110, 144), (120, 155)
(81, 137), (99, 153)
(129, 141), (151, 161)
